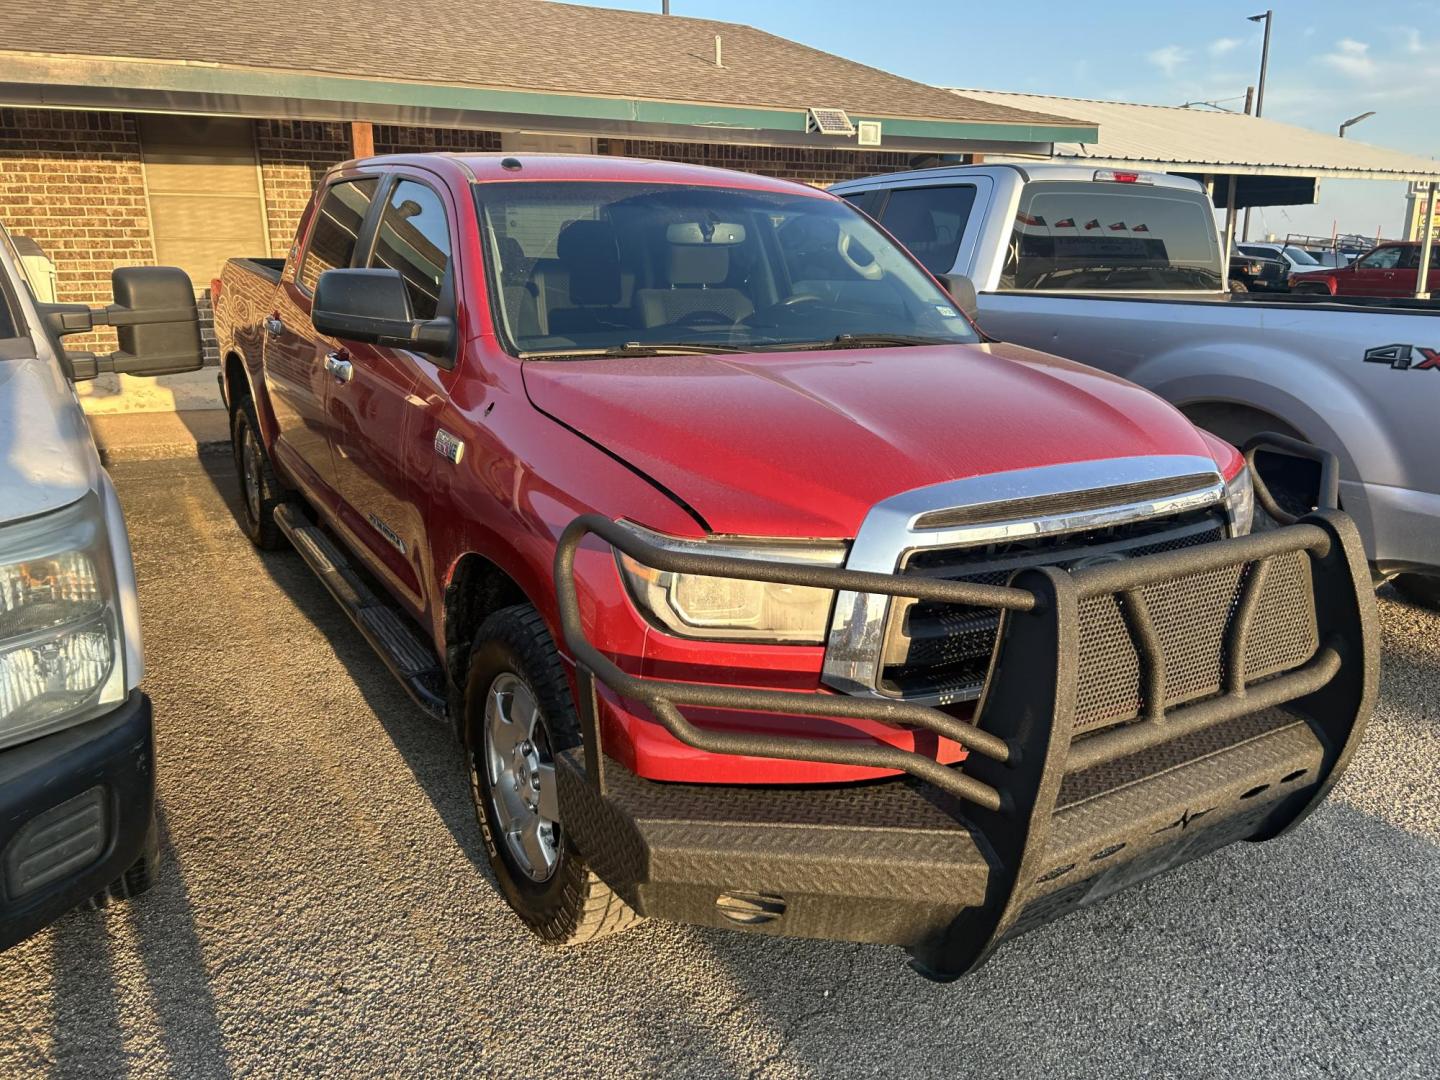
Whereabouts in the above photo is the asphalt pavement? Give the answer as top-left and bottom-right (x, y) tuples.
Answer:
(2, 452), (1438, 1078)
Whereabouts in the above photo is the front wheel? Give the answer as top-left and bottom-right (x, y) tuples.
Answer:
(87, 810), (160, 909)
(463, 604), (640, 944)
(1392, 573), (1440, 611)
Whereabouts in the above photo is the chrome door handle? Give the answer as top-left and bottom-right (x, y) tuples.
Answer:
(324, 352), (354, 383)
(265, 315), (284, 336)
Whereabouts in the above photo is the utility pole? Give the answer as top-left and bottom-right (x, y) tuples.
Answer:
(662, 1), (669, 12)
(1242, 12), (1273, 241)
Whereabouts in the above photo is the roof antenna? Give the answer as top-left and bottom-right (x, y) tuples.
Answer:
(715, 34), (724, 67)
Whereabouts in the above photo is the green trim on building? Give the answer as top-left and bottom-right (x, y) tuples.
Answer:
(0, 54), (1097, 146)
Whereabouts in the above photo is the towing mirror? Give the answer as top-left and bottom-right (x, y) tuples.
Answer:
(937, 272), (979, 323)
(38, 266), (204, 381)
(312, 268), (453, 357)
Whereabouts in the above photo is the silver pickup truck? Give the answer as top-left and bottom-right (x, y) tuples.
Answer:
(833, 164), (1440, 605)
(0, 223), (201, 949)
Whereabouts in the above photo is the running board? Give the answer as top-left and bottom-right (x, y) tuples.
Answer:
(274, 504), (447, 723)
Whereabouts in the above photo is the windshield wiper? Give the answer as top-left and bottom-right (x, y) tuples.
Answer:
(769, 333), (957, 351)
(520, 341), (751, 360)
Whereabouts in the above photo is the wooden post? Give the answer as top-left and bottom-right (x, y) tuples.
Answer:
(351, 121), (375, 159)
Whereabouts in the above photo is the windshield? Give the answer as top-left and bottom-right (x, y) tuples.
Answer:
(473, 181), (979, 356)
(1002, 181), (1224, 292)
(1282, 246), (1321, 266)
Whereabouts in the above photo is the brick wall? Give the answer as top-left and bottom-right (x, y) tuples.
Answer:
(0, 108), (152, 353)
(254, 120), (353, 260)
(374, 125), (502, 156)
(611, 139), (914, 187)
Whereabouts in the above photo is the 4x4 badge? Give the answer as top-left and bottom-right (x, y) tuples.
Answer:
(1364, 343), (1440, 370)
(434, 429), (465, 463)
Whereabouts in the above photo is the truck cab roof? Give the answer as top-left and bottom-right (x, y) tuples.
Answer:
(831, 161), (1204, 193)
(345, 151), (830, 197)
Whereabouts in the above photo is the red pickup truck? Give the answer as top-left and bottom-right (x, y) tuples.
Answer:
(214, 153), (1376, 979)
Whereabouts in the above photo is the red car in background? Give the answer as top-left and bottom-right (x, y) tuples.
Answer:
(1291, 241), (1438, 297)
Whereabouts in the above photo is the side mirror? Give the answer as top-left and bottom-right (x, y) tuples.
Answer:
(937, 272), (979, 323)
(312, 268), (453, 356)
(39, 266), (204, 381)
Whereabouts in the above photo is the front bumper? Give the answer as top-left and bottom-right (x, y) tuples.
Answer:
(0, 691), (155, 951)
(554, 508), (1377, 979)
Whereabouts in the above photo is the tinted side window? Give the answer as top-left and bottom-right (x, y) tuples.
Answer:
(0, 288), (17, 339)
(369, 180), (452, 320)
(878, 185), (977, 274)
(1361, 247), (1402, 269)
(298, 179), (379, 293)
(840, 189), (884, 218)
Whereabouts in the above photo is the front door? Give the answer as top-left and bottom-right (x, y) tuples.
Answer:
(265, 176), (379, 504)
(1345, 245), (1403, 295)
(327, 175), (457, 612)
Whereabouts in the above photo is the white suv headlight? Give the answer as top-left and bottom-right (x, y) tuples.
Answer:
(0, 495), (125, 749)
(1225, 465), (1255, 537)
(616, 523), (847, 644)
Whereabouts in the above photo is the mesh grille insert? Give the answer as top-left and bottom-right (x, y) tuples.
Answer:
(1072, 548), (1318, 732)
(882, 508), (1225, 703)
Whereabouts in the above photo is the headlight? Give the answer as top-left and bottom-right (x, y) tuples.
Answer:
(1224, 466), (1255, 537)
(0, 495), (124, 750)
(616, 523), (847, 644)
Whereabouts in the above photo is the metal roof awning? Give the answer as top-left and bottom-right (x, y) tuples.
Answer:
(952, 89), (1440, 207)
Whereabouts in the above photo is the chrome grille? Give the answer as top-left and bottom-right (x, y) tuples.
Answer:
(881, 509), (1226, 703)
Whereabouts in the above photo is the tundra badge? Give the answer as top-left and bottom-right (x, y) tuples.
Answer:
(434, 428), (465, 463)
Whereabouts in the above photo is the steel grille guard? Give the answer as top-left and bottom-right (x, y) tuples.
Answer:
(552, 438), (1377, 977)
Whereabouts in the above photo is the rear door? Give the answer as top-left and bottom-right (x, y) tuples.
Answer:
(871, 183), (982, 276)
(327, 172), (457, 612)
(265, 175), (379, 504)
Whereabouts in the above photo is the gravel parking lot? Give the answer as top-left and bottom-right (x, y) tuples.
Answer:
(2, 453), (1439, 1079)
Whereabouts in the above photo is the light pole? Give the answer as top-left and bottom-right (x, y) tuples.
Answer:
(1242, 10), (1273, 241)
(1338, 111), (1376, 138)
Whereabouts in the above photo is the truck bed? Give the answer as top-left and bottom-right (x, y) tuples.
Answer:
(225, 257), (284, 283)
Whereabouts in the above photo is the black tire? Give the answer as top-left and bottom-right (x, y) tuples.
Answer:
(463, 604), (640, 944)
(1229, 278), (1250, 294)
(1392, 573), (1440, 610)
(231, 396), (285, 550)
(1180, 405), (1316, 527)
(87, 810), (160, 909)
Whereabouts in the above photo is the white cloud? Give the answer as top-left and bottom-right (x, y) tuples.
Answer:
(1320, 38), (1378, 80)
(1399, 28), (1425, 54)
(1208, 37), (1242, 57)
(1146, 45), (1190, 77)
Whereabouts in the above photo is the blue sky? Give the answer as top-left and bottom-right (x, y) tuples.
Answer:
(568, 0), (1438, 238)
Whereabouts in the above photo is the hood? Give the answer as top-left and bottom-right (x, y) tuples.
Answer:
(0, 353), (98, 524)
(523, 342), (1220, 538)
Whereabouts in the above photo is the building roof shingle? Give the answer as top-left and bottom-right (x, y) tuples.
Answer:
(0, 0), (1081, 129)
